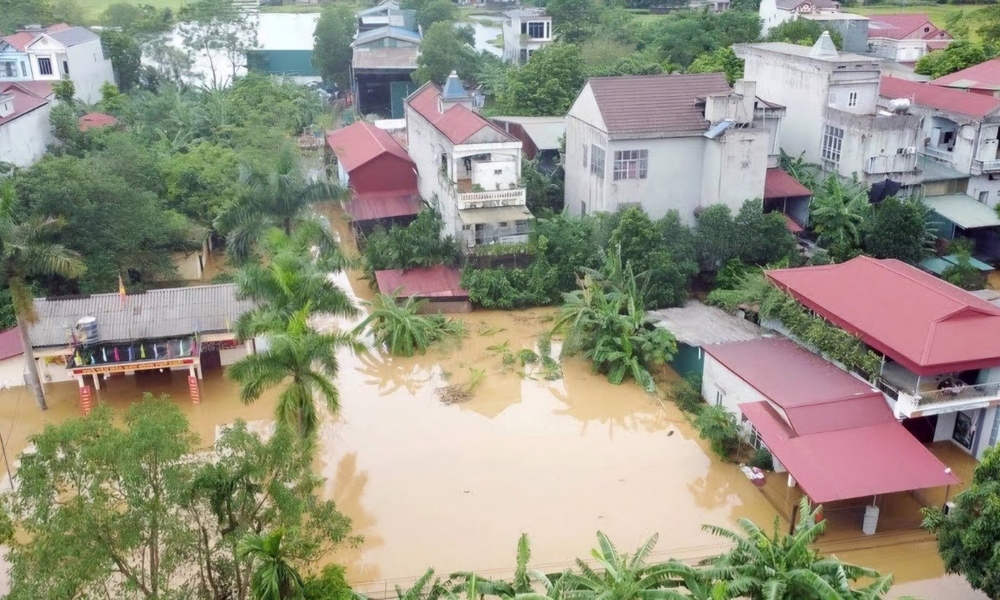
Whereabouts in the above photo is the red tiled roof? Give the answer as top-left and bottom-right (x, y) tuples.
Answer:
(783, 214), (804, 233)
(764, 167), (812, 200)
(705, 338), (890, 436)
(768, 256), (1000, 375)
(13, 80), (53, 98)
(326, 121), (413, 172)
(740, 400), (958, 503)
(2, 23), (70, 51)
(0, 82), (50, 127)
(880, 76), (1000, 119)
(79, 112), (119, 131)
(406, 83), (513, 145)
(867, 14), (942, 40)
(586, 73), (731, 137)
(932, 58), (1000, 92)
(0, 328), (24, 362)
(344, 191), (421, 222)
(374, 265), (468, 299)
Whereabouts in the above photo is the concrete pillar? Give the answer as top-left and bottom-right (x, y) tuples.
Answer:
(92, 373), (100, 391)
(196, 362), (203, 380)
(787, 473), (796, 488)
(188, 367), (201, 404)
(244, 339), (254, 355)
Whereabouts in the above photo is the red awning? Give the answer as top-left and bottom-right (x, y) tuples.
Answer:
(374, 265), (468, 299)
(740, 401), (959, 503)
(764, 167), (812, 200)
(783, 214), (804, 233)
(345, 192), (421, 222)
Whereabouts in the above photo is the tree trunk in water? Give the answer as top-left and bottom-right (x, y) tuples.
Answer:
(17, 313), (47, 410)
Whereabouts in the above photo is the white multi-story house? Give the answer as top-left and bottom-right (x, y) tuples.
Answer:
(759, 0), (839, 35)
(0, 81), (54, 167)
(564, 73), (785, 225)
(867, 14), (952, 64)
(405, 72), (532, 252)
(501, 8), (552, 63)
(20, 25), (113, 104)
(736, 34), (923, 187)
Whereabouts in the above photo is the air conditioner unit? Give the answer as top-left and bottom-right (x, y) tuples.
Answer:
(905, 147), (917, 155)
(943, 501), (957, 516)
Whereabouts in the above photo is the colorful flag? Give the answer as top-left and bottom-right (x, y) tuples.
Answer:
(118, 274), (127, 306)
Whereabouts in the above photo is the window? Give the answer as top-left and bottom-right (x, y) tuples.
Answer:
(527, 21), (546, 38)
(494, 169), (503, 175)
(63, 60), (69, 75)
(980, 191), (989, 204)
(715, 387), (726, 407)
(589, 145), (605, 179)
(821, 125), (844, 169)
(37, 57), (52, 76)
(20, 62), (26, 77)
(848, 91), (858, 107)
(582, 144), (588, 168)
(827, 91), (837, 107)
(613, 149), (648, 180)
(0, 60), (15, 78)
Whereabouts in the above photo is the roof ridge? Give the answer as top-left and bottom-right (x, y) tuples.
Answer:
(864, 256), (1000, 315)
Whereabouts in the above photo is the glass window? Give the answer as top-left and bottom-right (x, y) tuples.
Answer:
(20, 61), (26, 77)
(37, 57), (52, 75)
(821, 125), (844, 169)
(848, 91), (858, 107)
(589, 145), (605, 179)
(613, 149), (648, 180)
(527, 22), (546, 38)
(0, 61), (15, 78)
(582, 144), (587, 168)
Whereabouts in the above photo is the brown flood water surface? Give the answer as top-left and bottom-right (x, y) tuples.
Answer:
(0, 254), (978, 597)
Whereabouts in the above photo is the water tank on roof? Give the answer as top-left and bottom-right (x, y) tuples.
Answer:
(76, 316), (100, 346)
(888, 98), (911, 114)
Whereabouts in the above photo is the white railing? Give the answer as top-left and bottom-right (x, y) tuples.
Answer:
(921, 146), (954, 163)
(974, 158), (1000, 172)
(458, 188), (526, 209)
(915, 381), (1000, 407)
(865, 153), (918, 175)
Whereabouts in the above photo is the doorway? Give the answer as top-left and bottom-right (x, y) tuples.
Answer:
(902, 415), (938, 444)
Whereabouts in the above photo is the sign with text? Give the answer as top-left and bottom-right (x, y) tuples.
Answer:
(71, 358), (196, 376)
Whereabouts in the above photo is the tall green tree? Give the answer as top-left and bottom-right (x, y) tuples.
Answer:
(808, 175), (871, 259)
(914, 40), (996, 80)
(687, 47), (744, 85)
(228, 306), (359, 438)
(413, 21), (480, 85)
(0, 181), (85, 410)
(416, 0), (457, 31)
(238, 530), (306, 600)
(312, 3), (355, 89)
(101, 30), (143, 91)
(766, 19), (841, 47)
(862, 197), (930, 264)
(0, 0), (53, 34)
(546, 0), (602, 43)
(178, 0), (259, 87)
(924, 444), (1000, 599)
(214, 147), (346, 262)
(495, 43), (585, 116)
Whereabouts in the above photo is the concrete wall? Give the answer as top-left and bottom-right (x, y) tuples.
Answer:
(66, 40), (114, 104)
(701, 353), (769, 420)
(759, 0), (792, 35)
(406, 99), (456, 235)
(870, 38), (926, 63)
(933, 407), (1000, 460)
(706, 128), (770, 210)
(220, 345), (248, 366)
(0, 101), (52, 167)
(564, 111), (610, 216)
(0, 355), (26, 388)
(0, 50), (32, 81)
(469, 156), (518, 190)
(353, 155), (418, 195)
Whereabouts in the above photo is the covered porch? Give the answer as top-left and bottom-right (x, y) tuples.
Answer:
(457, 205), (533, 251)
(925, 194), (1000, 262)
(762, 167), (811, 233)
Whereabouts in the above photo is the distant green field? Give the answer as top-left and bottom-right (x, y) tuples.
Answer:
(77, 0), (190, 21)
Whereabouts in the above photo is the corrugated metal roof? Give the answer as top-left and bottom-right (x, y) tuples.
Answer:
(768, 256), (1000, 375)
(867, 14), (949, 40)
(740, 401), (959, 503)
(764, 167), (812, 199)
(649, 300), (762, 347)
(457, 205), (533, 225)
(374, 265), (468, 298)
(345, 192), (421, 221)
(880, 76), (1000, 119)
(925, 194), (1000, 230)
(932, 58), (1000, 91)
(353, 26), (421, 47)
(29, 284), (255, 348)
(46, 26), (99, 47)
(490, 116), (565, 150)
(586, 73), (731, 137)
(326, 120), (413, 172)
(0, 82), (50, 126)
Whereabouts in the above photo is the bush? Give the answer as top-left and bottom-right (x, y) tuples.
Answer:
(694, 405), (741, 460)
(749, 446), (773, 471)
(303, 564), (353, 600)
(670, 376), (704, 413)
(363, 208), (459, 276)
(461, 266), (555, 309)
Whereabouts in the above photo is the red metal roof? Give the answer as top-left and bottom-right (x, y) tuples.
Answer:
(740, 401), (958, 503)
(344, 191), (421, 222)
(587, 73), (731, 137)
(782, 214), (804, 234)
(768, 256), (1000, 375)
(0, 82), (50, 126)
(374, 265), (468, 299)
(705, 338), (890, 436)
(78, 112), (118, 131)
(326, 121), (413, 172)
(406, 83), (512, 145)
(932, 58), (1000, 92)
(0, 327), (24, 362)
(764, 167), (812, 200)
(880, 76), (1000, 119)
(2, 23), (70, 51)
(868, 14), (945, 40)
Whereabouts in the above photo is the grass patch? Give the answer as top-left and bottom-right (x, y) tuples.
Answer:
(77, 0), (189, 20)
(260, 4), (323, 13)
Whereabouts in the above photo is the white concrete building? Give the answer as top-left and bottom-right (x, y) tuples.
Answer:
(23, 26), (113, 104)
(867, 14), (952, 64)
(0, 328), (26, 389)
(501, 8), (552, 64)
(564, 73), (783, 225)
(405, 73), (532, 251)
(736, 34), (923, 187)
(759, 0), (840, 35)
(0, 81), (54, 167)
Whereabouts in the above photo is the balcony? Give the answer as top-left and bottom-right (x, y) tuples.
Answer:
(921, 146), (954, 165)
(457, 187), (526, 210)
(973, 158), (1000, 173)
(865, 152), (918, 176)
(894, 381), (1000, 417)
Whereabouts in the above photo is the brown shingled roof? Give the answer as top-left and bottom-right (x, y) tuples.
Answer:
(587, 73), (731, 138)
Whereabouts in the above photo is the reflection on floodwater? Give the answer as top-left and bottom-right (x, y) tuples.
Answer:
(0, 236), (986, 598)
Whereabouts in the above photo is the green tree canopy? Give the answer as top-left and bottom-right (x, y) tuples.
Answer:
(915, 40), (997, 80)
(413, 21), (480, 85)
(694, 201), (797, 271)
(639, 10), (760, 69)
(101, 30), (144, 91)
(546, 0), (603, 43)
(162, 141), (241, 225)
(416, 0), (457, 30)
(312, 3), (356, 89)
(862, 197), (930, 264)
(495, 43), (585, 116)
(766, 19), (842, 47)
(687, 47), (744, 85)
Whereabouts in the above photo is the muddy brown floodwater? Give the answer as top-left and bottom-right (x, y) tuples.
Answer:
(0, 255), (985, 598)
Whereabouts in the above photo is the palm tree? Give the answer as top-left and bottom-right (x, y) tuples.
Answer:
(353, 293), (464, 357)
(702, 498), (894, 600)
(233, 228), (357, 341)
(808, 175), (871, 255)
(237, 529), (305, 600)
(227, 305), (361, 437)
(215, 146), (347, 262)
(0, 181), (86, 410)
(560, 531), (684, 599)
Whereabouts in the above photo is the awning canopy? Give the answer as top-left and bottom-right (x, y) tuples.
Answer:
(741, 401), (959, 503)
(458, 205), (533, 225)
(374, 265), (468, 299)
(345, 191), (421, 222)
(764, 167), (812, 200)
(783, 214), (804, 233)
(921, 254), (994, 275)
(925, 194), (1000, 230)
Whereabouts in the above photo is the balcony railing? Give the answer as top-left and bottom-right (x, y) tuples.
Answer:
(914, 381), (1000, 407)
(457, 188), (526, 210)
(921, 146), (954, 164)
(865, 153), (918, 175)
(873, 376), (901, 401)
(974, 158), (1000, 173)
